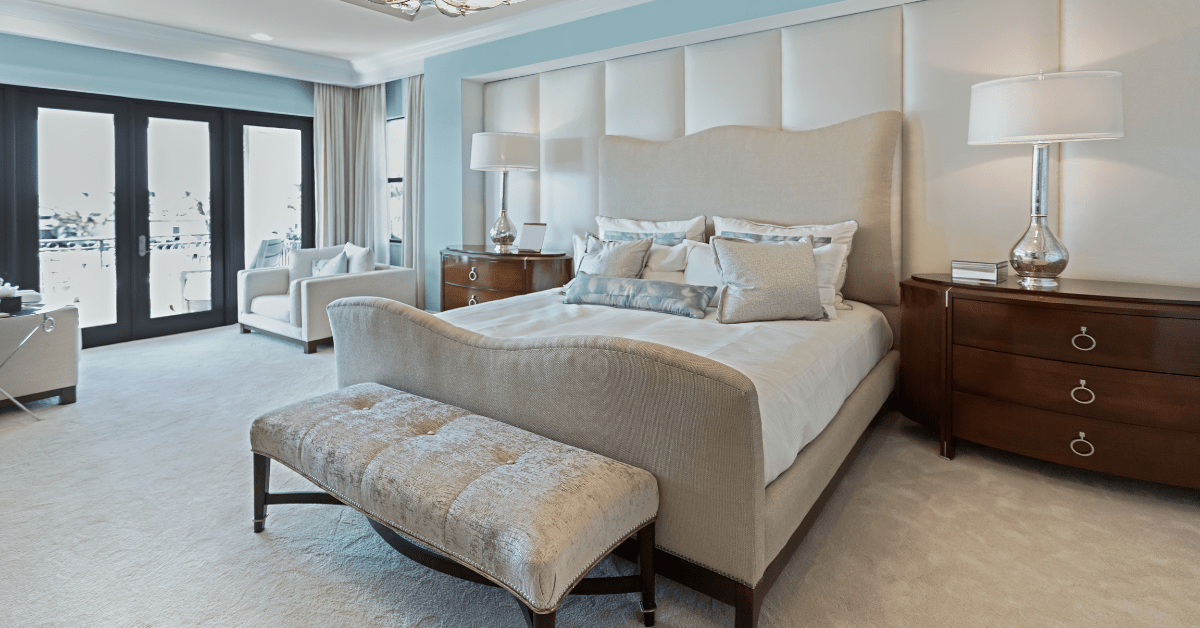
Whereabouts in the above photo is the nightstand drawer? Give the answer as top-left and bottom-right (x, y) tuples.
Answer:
(952, 345), (1200, 434)
(953, 298), (1200, 376)
(443, 284), (523, 310)
(443, 257), (528, 292)
(953, 392), (1200, 489)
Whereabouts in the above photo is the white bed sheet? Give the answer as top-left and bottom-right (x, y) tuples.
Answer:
(438, 290), (893, 486)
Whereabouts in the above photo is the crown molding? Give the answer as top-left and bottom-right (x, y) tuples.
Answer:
(349, 0), (655, 86)
(0, 0), (654, 88)
(0, 0), (357, 84)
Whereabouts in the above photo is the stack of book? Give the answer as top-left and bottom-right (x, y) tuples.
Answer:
(951, 260), (1008, 283)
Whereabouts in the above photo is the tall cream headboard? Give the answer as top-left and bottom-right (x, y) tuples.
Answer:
(599, 112), (903, 311)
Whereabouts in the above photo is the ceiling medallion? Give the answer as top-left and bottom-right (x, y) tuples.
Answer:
(366, 0), (527, 18)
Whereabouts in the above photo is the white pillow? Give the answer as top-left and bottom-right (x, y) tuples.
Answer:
(342, 242), (374, 274)
(640, 241), (694, 284)
(311, 252), (348, 277)
(683, 244), (723, 308)
(596, 215), (706, 246)
(684, 241), (847, 318)
(713, 216), (858, 310)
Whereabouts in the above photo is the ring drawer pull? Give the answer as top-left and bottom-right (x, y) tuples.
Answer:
(1070, 432), (1095, 457)
(468, 267), (478, 281)
(1070, 379), (1096, 405)
(1071, 326), (1097, 351)
(468, 296), (477, 306)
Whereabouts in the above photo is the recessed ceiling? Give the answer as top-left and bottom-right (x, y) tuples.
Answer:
(0, 0), (655, 86)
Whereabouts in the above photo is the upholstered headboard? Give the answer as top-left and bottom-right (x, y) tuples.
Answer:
(598, 110), (904, 339)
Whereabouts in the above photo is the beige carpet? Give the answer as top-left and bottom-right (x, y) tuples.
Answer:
(1, 326), (1196, 628)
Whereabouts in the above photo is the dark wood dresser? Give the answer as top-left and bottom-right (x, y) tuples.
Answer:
(900, 273), (1200, 489)
(440, 245), (572, 312)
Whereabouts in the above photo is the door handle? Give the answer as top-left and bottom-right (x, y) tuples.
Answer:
(139, 235), (148, 257)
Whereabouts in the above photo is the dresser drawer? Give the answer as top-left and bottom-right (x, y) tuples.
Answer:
(953, 392), (1200, 489)
(443, 256), (527, 292)
(443, 284), (523, 311)
(953, 298), (1200, 376)
(953, 345), (1200, 433)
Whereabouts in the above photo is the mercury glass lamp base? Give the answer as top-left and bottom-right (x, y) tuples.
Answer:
(493, 244), (517, 254)
(1018, 276), (1059, 288)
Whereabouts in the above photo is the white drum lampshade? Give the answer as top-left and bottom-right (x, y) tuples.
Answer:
(967, 70), (1124, 288)
(968, 70), (1124, 145)
(471, 132), (539, 253)
(470, 132), (539, 172)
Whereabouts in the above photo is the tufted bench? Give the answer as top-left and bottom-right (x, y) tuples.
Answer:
(249, 383), (659, 627)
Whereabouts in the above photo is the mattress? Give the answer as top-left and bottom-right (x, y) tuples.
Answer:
(438, 290), (893, 486)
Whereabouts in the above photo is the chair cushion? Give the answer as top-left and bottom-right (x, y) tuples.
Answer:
(250, 383), (659, 613)
(249, 294), (291, 323)
(343, 242), (375, 274)
(288, 245), (346, 282)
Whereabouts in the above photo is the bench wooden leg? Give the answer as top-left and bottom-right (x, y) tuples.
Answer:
(58, 386), (76, 405)
(640, 523), (656, 627)
(734, 582), (761, 628)
(520, 604), (554, 628)
(239, 324), (252, 334)
(253, 454), (270, 533)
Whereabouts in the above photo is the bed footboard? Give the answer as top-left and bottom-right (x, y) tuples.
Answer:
(328, 297), (768, 587)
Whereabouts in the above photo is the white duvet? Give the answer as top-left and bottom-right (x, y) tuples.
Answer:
(438, 290), (893, 486)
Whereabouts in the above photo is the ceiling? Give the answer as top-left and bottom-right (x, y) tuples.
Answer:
(0, 0), (655, 86)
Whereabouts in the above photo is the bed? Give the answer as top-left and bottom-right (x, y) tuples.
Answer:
(329, 110), (903, 628)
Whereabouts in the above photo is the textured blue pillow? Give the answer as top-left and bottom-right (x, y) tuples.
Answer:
(564, 273), (717, 319)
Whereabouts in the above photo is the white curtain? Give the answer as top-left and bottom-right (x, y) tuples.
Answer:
(403, 75), (426, 309)
(314, 83), (389, 264)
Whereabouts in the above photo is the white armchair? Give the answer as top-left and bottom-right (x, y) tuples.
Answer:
(237, 244), (416, 353)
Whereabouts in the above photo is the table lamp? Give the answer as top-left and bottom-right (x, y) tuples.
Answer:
(470, 132), (539, 253)
(968, 70), (1124, 287)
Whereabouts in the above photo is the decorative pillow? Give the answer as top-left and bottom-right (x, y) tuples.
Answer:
(683, 243), (723, 308)
(343, 242), (375, 274)
(713, 216), (858, 309)
(596, 215), (706, 246)
(564, 272), (717, 319)
(311, 252), (348, 277)
(576, 236), (653, 279)
(685, 241), (846, 317)
(711, 236), (826, 324)
(640, 240), (695, 283)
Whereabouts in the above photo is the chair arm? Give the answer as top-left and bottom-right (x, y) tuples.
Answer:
(300, 268), (417, 340)
(238, 268), (289, 314)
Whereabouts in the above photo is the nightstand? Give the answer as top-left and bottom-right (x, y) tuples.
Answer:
(440, 245), (572, 311)
(900, 273), (1200, 489)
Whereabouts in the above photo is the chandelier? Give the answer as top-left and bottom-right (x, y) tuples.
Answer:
(367, 0), (527, 18)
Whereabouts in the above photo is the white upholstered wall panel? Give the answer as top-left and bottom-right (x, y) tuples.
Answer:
(605, 48), (686, 141)
(781, 7), (903, 131)
(684, 30), (783, 135)
(482, 75), (540, 243)
(1060, 0), (1200, 287)
(539, 62), (607, 255)
(901, 0), (1060, 277)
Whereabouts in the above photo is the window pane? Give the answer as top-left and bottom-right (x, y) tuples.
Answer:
(148, 118), (212, 318)
(37, 108), (117, 328)
(388, 181), (405, 242)
(244, 126), (302, 268)
(386, 118), (406, 180)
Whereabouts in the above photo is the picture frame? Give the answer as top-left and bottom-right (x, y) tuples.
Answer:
(517, 223), (548, 252)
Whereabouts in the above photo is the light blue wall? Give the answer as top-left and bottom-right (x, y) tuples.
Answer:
(0, 33), (313, 116)
(420, 0), (847, 309)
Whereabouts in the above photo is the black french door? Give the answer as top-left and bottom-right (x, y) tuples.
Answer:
(1, 85), (313, 348)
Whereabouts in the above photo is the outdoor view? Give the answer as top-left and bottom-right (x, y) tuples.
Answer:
(36, 112), (304, 329)
(243, 126), (302, 268)
(37, 108), (118, 328)
(147, 117), (212, 318)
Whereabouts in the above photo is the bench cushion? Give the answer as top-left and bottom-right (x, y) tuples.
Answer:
(250, 383), (659, 612)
